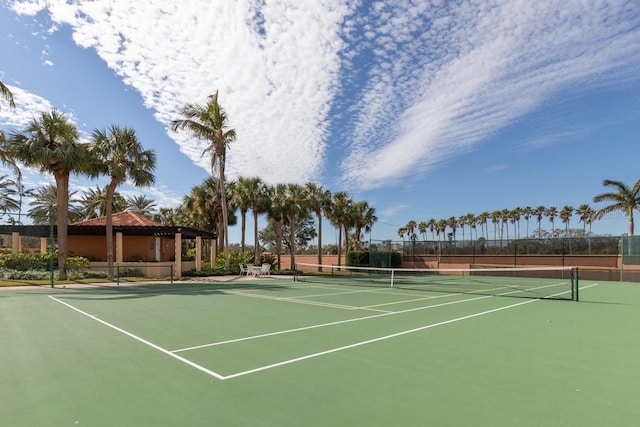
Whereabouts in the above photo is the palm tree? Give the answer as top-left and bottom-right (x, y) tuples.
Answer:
(231, 176), (268, 263)
(284, 183), (308, 268)
(77, 185), (127, 220)
(326, 191), (352, 266)
(306, 182), (332, 268)
(560, 205), (574, 237)
(490, 211), (501, 240)
(0, 175), (20, 216)
(91, 125), (156, 278)
(418, 221), (428, 243)
(126, 194), (157, 216)
(510, 208), (521, 239)
(230, 177), (254, 254)
(232, 176), (269, 262)
(534, 206), (546, 238)
(593, 178), (640, 236)
(28, 184), (81, 224)
(477, 212), (489, 239)
(576, 204), (595, 235)
(0, 80), (15, 109)
(172, 91), (236, 269)
(6, 110), (88, 279)
(427, 218), (437, 241)
(266, 183), (288, 269)
(153, 207), (178, 225)
(352, 201), (377, 251)
(546, 206), (558, 237)
(521, 206), (533, 238)
(405, 220), (417, 254)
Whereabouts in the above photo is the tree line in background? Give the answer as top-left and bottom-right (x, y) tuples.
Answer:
(398, 178), (640, 244)
(2, 81), (639, 275)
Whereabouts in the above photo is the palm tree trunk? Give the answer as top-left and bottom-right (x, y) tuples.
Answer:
(55, 172), (69, 281)
(253, 210), (260, 264)
(317, 211), (323, 270)
(105, 180), (118, 280)
(289, 214), (296, 268)
(219, 167), (230, 270)
(275, 218), (282, 270)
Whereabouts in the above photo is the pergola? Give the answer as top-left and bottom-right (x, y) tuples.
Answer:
(0, 223), (218, 278)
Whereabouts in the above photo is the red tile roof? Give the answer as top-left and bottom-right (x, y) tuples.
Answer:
(72, 211), (162, 227)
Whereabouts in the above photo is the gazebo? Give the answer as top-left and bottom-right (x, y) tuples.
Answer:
(0, 211), (217, 278)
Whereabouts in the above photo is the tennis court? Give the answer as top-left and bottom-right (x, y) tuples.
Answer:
(1, 272), (638, 426)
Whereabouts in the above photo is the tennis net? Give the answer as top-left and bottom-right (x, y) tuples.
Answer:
(293, 263), (578, 301)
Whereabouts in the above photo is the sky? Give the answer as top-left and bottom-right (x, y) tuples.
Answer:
(1, 0), (639, 245)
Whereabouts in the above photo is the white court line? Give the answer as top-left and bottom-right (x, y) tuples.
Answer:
(50, 283), (600, 382)
(221, 283), (602, 380)
(222, 297), (538, 380)
(48, 296), (226, 381)
(172, 293), (495, 352)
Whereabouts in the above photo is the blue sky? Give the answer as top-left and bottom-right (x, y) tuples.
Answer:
(1, 0), (639, 245)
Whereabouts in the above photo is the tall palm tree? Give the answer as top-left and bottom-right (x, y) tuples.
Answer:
(172, 91), (236, 269)
(234, 176), (268, 263)
(490, 211), (500, 240)
(352, 201), (377, 251)
(266, 183), (288, 269)
(510, 208), (521, 239)
(91, 125), (156, 278)
(534, 206), (546, 238)
(521, 206), (533, 238)
(576, 204), (595, 235)
(546, 206), (558, 238)
(465, 213), (477, 241)
(477, 212), (489, 239)
(560, 205), (574, 237)
(305, 182), (332, 268)
(326, 191), (352, 266)
(593, 178), (640, 236)
(418, 221), (428, 242)
(126, 194), (157, 216)
(427, 218), (437, 241)
(231, 176), (267, 262)
(284, 183), (309, 268)
(6, 110), (88, 279)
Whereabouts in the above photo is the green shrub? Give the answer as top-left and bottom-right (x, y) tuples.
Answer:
(346, 250), (369, 266)
(215, 251), (254, 273)
(0, 253), (51, 271)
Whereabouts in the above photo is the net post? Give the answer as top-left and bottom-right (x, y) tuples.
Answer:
(573, 267), (579, 301)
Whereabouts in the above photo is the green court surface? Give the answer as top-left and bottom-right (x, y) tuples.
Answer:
(1, 277), (638, 426)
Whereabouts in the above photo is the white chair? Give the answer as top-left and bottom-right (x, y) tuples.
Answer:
(238, 264), (248, 276)
(246, 264), (257, 277)
(260, 263), (271, 276)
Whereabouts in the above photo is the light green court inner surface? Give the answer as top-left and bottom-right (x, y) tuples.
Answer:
(1, 279), (638, 426)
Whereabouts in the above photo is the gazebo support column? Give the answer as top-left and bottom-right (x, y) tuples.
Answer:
(195, 236), (202, 271)
(116, 232), (124, 263)
(11, 232), (21, 254)
(174, 232), (182, 278)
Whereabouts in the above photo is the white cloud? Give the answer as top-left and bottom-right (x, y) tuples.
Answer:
(338, 0), (640, 189)
(9, 0), (354, 186)
(6, 0), (640, 194)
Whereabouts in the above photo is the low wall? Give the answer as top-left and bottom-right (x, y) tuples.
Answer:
(89, 262), (175, 277)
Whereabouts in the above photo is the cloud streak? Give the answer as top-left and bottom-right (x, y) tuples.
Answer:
(6, 0), (640, 194)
